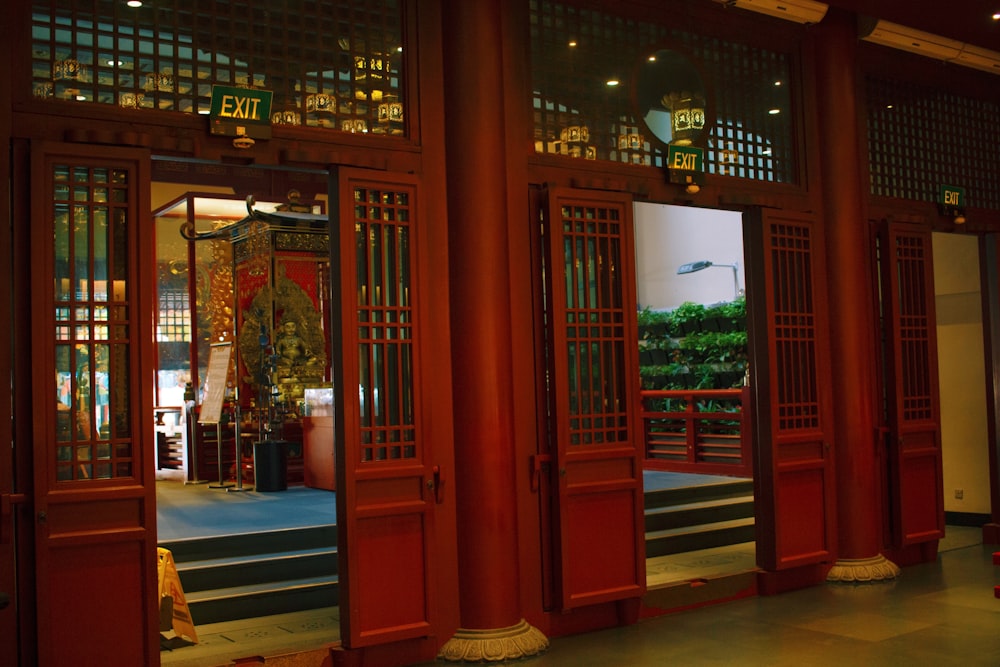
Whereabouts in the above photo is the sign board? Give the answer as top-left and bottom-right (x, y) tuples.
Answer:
(199, 342), (232, 424)
(667, 145), (704, 172)
(209, 84), (273, 140)
(940, 185), (965, 208)
(157, 548), (198, 644)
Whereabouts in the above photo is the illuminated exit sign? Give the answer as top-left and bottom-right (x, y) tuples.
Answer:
(209, 85), (273, 140)
(940, 184), (965, 208)
(667, 145), (704, 172)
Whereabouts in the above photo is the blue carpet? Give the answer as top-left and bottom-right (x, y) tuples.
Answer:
(642, 470), (749, 492)
(156, 472), (747, 542)
(157, 481), (336, 541)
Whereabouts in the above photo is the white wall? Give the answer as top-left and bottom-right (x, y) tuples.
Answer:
(934, 232), (990, 515)
(633, 202), (744, 310)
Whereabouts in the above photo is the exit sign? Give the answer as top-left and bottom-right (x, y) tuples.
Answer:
(667, 145), (704, 172)
(940, 185), (965, 208)
(209, 85), (273, 139)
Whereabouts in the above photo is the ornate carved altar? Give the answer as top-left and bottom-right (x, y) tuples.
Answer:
(181, 194), (332, 484)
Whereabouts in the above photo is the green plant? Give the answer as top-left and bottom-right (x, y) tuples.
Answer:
(720, 296), (747, 320)
(668, 301), (706, 336)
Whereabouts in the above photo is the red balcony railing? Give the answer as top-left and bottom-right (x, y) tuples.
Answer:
(640, 387), (752, 477)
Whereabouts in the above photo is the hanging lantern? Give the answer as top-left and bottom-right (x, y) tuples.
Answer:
(662, 91), (706, 146)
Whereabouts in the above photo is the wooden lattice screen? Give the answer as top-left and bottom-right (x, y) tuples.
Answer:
(353, 185), (416, 462)
(29, 0), (404, 134)
(867, 76), (1000, 210)
(51, 162), (136, 481)
(559, 203), (629, 445)
(768, 222), (819, 432)
(529, 0), (796, 182)
(891, 234), (934, 422)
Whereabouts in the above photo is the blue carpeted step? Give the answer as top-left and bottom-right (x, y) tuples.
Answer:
(185, 575), (340, 626)
(159, 524), (337, 563)
(645, 517), (756, 558)
(177, 546), (338, 593)
(643, 478), (754, 510)
(645, 494), (754, 533)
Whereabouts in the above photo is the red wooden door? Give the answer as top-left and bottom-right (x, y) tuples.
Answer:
(334, 169), (449, 648)
(29, 143), (158, 665)
(749, 209), (836, 572)
(543, 187), (645, 610)
(879, 222), (944, 548)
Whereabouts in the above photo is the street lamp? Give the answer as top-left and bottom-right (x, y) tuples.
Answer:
(677, 260), (743, 300)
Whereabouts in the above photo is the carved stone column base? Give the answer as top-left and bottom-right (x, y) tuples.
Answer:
(826, 555), (900, 583)
(438, 619), (549, 662)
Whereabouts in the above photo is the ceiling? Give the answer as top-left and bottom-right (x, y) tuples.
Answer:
(826, 0), (999, 51)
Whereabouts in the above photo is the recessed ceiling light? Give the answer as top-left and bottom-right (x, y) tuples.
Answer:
(606, 79), (620, 86)
(568, 40), (577, 47)
(127, 1), (143, 7)
(768, 108), (780, 115)
(993, 12), (1000, 20)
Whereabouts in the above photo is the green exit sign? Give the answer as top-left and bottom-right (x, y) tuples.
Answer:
(940, 185), (965, 208)
(209, 85), (273, 139)
(667, 145), (704, 172)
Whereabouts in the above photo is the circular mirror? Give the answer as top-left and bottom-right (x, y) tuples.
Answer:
(636, 49), (709, 147)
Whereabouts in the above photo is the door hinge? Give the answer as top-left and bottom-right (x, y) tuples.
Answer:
(530, 453), (552, 493)
(1, 493), (28, 544)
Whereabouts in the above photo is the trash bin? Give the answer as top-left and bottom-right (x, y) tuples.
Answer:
(253, 439), (289, 491)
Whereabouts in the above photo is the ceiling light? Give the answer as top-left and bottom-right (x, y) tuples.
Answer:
(126, 0), (143, 7)
(768, 108), (781, 114)
(568, 40), (577, 47)
(606, 79), (620, 87)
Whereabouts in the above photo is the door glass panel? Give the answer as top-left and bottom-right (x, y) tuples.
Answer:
(354, 186), (416, 462)
(559, 203), (628, 448)
(50, 163), (134, 482)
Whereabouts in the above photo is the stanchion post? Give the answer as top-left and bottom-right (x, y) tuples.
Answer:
(208, 421), (233, 489)
(184, 402), (208, 485)
(228, 404), (252, 492)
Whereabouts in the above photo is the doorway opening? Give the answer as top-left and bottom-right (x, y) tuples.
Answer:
(149, 161), (341, 665)
(932, 232), (989, 550)
(632, 202), (756, 588)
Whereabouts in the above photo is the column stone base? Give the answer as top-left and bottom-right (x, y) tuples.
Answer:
(438, 619), (549, 662)
(826, 554), (900, 583)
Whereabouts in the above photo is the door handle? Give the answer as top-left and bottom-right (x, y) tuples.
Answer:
(430, 466), (444, 504)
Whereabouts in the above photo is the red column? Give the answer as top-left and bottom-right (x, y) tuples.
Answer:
(437, 0), (547, 660)
(815, 9), (898, 581)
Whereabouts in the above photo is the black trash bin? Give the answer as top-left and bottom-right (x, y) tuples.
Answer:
(254, 439), (289, 491)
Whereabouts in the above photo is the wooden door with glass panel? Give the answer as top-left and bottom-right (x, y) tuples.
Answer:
(30, 143), (158, 666)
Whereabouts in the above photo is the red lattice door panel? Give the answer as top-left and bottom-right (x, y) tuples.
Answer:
(750, 209), (836, 571)
(335, 169), (444, 648)
(543, 187), (645, 610)
(879, 222), (944, 547)
(29, 143), (158, 666)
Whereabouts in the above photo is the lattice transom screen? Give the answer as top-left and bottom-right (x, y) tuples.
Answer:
(30, 0), (404, 135)
(530, 0), (796, 182)
(867, 76), (1000, 210)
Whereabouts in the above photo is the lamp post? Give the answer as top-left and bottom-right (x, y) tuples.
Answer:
(677, 260), (742, 300)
